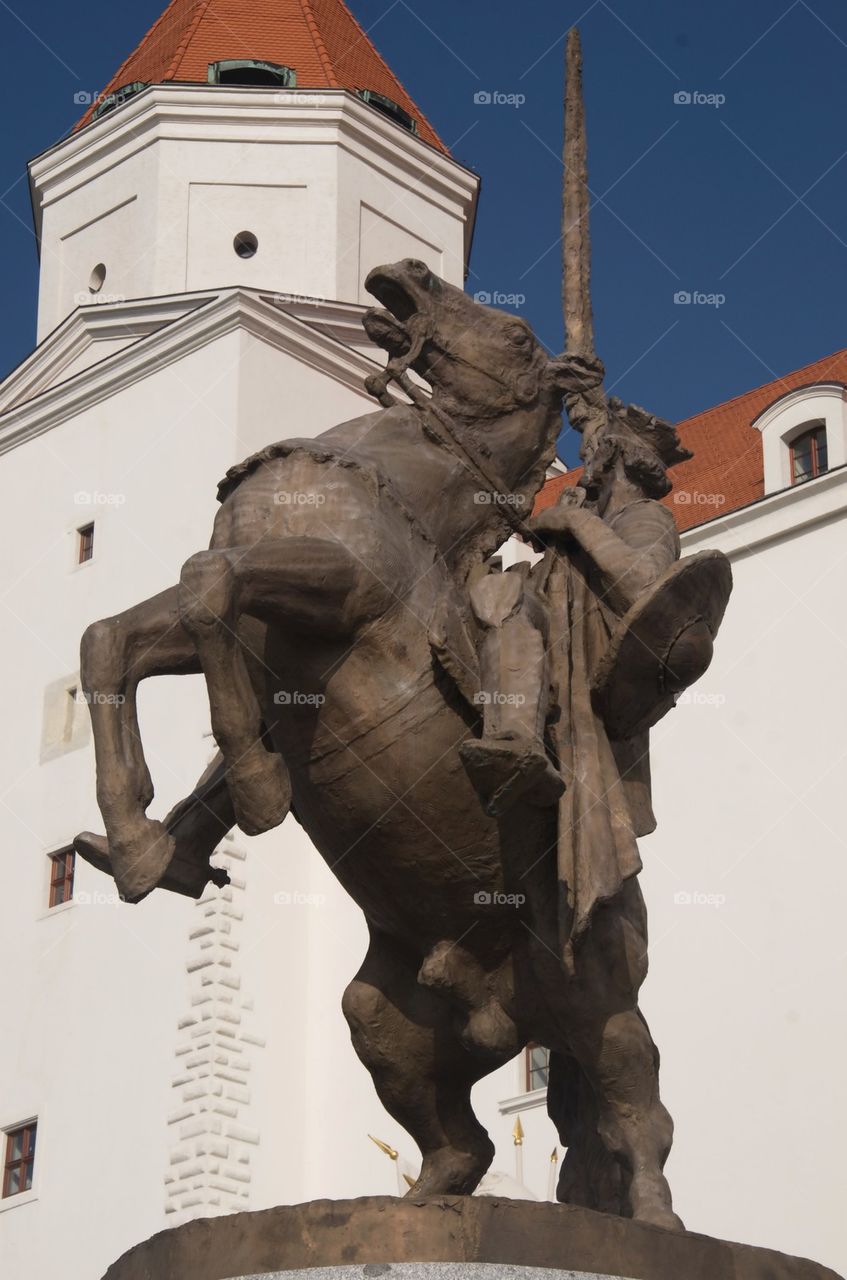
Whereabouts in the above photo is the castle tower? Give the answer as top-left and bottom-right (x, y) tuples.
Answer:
(31, 0), (477, 341)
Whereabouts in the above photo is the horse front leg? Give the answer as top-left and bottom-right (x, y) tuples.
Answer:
(177, 535), (389, 838)
(78, 586), (200, 901)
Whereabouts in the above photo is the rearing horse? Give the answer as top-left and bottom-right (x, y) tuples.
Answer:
(75, 261), (683, 1230)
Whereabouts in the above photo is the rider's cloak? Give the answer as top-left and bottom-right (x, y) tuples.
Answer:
(547, 500), (679, 970)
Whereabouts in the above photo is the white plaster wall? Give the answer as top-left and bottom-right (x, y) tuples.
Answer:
(638, 488), (847, 1273)
(37, 147), (160, 344)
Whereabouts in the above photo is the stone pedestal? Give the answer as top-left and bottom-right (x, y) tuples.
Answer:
(101, 1196), (844, 1280)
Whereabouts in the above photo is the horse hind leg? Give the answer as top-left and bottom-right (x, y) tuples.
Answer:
(78, 585), (201, 901)
(546, 1050), (624, 1215)
(342, 930), (497, 1196)
(558, 883), (684, 1230)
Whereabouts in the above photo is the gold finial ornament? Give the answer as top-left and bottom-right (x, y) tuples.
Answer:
(512, 1116), (525, 1146)
(368, 1134), (398, 1161)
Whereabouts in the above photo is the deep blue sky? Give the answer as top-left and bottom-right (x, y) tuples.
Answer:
(2, 0), (847, 463)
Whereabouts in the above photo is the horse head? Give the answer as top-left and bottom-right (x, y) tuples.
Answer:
(363, 259), (603, 500)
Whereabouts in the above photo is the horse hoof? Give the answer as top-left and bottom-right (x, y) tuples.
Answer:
(404, 1143), (493, 1197)
(229, 746), (291, 836)
(110, 820), (177, 903)
(74, 831), (112, 877)
(629, 1178), (685, 1232)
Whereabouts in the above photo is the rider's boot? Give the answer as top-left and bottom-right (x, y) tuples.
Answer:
(461, 564), (564, 817)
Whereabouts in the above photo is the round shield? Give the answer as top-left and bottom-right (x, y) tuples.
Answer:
(591, 550), (733, 740)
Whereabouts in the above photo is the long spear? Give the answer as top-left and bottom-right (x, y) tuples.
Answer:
(562, 28), (608, 458)
(545, 28), (606, 974)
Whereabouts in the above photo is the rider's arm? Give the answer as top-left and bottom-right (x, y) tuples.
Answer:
(531, 502), (678, 616)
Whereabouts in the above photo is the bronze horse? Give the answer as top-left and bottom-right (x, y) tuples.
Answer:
(76, 261), (684, 1230)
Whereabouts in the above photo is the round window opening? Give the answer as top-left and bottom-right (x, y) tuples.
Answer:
(233, 231), (258, 259)
(89, 263), (107, 293)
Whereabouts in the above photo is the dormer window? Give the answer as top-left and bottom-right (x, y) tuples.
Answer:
(790, 425), (828, 484)
(753, 384), (846, 494)
(356, 89), (418, 135)
(91, 81), (148, 121)
(208, 60), (296, 88)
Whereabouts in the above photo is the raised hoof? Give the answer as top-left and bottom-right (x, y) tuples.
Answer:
(107, 819), (177, 903)
(229, 745), (291, 836)
(461, 737), (565, 817)
(74, 831), (113, 878)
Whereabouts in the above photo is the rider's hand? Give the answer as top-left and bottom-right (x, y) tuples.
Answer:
(529, 505), (578, 538)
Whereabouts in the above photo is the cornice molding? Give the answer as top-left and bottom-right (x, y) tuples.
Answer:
(680, 463), (847, 559)
(30, 87), (479, 236)
(0, 288), (380, 456)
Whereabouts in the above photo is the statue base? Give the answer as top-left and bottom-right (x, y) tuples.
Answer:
(101, 1196), (843, 1280)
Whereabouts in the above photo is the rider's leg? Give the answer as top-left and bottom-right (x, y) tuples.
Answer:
(559, 879), (683, 1230)
(178, 537), (399, 837)
(342, 929), (500, 1195)
(79, 586), (200, 901)
(462, 566), (563, 816)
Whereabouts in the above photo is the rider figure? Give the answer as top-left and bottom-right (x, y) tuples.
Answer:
(460, 401), (685, 818)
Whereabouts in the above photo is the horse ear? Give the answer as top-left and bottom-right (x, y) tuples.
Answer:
(548, 352), (605, 394)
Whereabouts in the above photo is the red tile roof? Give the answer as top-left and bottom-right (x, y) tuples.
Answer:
(76, 0), (446, 151)
(537, 346), (847, 532)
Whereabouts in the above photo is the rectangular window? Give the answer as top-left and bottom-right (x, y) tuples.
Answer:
(525, 1043), (550, 1092)
(2, 1122), (36, 1198)
(77, 523), (95, 564)
(49, 847), (75, 908)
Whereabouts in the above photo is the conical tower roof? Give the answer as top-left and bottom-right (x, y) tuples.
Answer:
(78, 0), (446, 150)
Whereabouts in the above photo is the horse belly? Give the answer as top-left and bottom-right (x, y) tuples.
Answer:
(288, 676), (504, 943)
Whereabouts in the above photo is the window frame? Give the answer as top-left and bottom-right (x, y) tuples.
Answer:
(525, 1043), (550, 1093)
(77, 522), (95, 564)
(48, 846), (75, 909)
(790, 424), (828, 485)
(2, 1121), (37, 1200)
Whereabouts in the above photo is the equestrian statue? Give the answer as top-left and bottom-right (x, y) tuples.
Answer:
(74, 30), (731, 1233)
